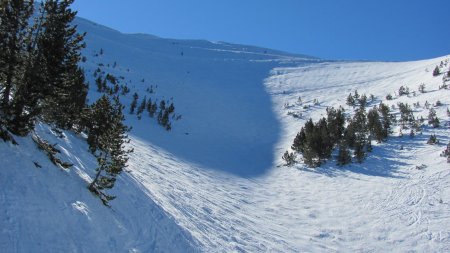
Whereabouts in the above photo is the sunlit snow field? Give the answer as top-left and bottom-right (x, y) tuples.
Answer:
(1, 16), (449, 252)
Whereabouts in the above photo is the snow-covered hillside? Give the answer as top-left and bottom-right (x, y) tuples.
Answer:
(1, 16), (450, 252)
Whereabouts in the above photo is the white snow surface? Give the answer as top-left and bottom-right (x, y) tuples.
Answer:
(1, 16), (450, 252)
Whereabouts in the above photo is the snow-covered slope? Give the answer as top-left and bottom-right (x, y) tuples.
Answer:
(1, 16), (450, 252)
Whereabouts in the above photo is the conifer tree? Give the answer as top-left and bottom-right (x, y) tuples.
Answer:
(136, 96), (146, 116)
(87, 95), (132, 205)
(38, 0), (87, 129)
(0, 0), (35, 135)
(378, 103), (393, 139)
(336, 143), (351, 166)
(326, 106), (345, 144)
(129, 92), (138, 114)
(358, 94), (367, 108)
(367, 107), (385, 142)
(282, 151), (296, 166)
(346, 93), (355, 106)
(433, 66), (440, 76)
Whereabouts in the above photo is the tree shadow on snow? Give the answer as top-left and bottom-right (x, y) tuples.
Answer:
(296, 135), (429, 179)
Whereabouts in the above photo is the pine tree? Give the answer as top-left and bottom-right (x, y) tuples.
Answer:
(353, 138), (366, 163)
(136, 96), (146, 116)
(427, 134), (438, 145)
(346, 93), (355, 106)
(129, 92), (138, 114)
(336, 143), (351, 166)
(367, 107), (384, 142)
(418, 83), (426, 93)
(326, 106), (345, 144)
(0, 0), (35, 135)
(292, 127), (306, 153)
(87, 95), (132, 205)
(398, 86), (409, 96)
(358, 94), (367, 108)
(38, 0), (88, 129)
(282, 151), (296, 166)
(159, 100), (166, 111)
(161, 110), (171, 130)
(378, 103), (393, 139)
(433, 66), (440, 76)
(167, 102), (175, 114)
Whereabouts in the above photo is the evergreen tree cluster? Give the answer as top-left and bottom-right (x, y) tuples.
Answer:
(0, 0), (132, 205)
(290, 100), (394, 168)
(129, 93), (177, 131)
(346, 90), (368, 107)
(0, 0), (88, 136)
(398, 85), (410, 96)
(291, 107), (346, 167)
(95, 72), (130, 96)
(427, 108), (440, 128)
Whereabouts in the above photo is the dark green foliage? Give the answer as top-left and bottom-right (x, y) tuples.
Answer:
(167, 103), (175, 114)
(159, 109), (171, 130)
(96, 76), (106, 92)
(418, 83), (426, 93)
(290, 101), (395, 167)
(146, 98), (157, 117)
(397, 102), (415, 128)
(386, 94), (393, 100)
(433, 66), (440, 76)
(86, 95), (132, 205)
(0, 125), (17, 144)
(367, 107), (385, 143)
(136, 96), (146, 117)
(353, 90), (359, 100)
(428, 108), (440, 128)
(129, 92), (138, 114)
(427, 134), (438, 145)
(105, 73), (117, 85)
(353, 140), (366, 163)
(282, 151), (296, 166)
(0, 0), (36, 135)
(159, 100), (166, 111)
(346, 93), (355, 106)
(291, 107), (346, 168)
(38, 0), (88, 130)
(358, 94), (368, 108)
(366, 138), (373, 152)
(326, 107), (346, 144)
(349, 107), (368, 162)
(398, 86), (409, 96)
(378, 102), (393, 138)
(336, 144), (351, 166)
(0, 0), (88, 135)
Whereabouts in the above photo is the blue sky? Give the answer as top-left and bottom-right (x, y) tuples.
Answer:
(71, 0), (450, 61)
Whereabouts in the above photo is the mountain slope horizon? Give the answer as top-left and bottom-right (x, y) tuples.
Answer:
(1, 13), (450, 253)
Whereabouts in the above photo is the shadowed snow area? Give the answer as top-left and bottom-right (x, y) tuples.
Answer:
(2, 16), (450, 253)
(76, 17), (319, 177)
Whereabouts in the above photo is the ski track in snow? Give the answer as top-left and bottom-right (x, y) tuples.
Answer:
(125, 56), (450, 252)
(1, 16), (450, 252)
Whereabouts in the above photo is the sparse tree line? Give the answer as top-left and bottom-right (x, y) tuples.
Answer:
(284, 91), (393, 167)
(284, 81), (449, 167)
(89, 49), (181, 131)
(0, 0), (131, 206)
(129, 92), (180, 130)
